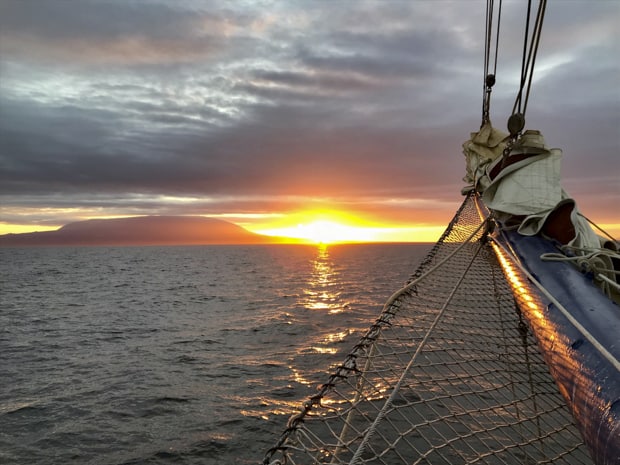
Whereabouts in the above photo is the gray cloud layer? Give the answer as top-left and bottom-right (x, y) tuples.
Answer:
(1, 0), (618, 227)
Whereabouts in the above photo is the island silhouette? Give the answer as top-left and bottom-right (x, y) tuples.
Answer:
(0, 216), (292, 247)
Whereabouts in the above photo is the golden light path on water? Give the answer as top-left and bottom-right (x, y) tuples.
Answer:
(302, 244), (344, 316)
(240, 244), (359, 422)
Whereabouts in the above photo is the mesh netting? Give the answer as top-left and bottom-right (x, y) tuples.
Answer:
(263, 193), (591, 465)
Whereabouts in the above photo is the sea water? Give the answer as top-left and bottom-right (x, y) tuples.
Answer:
(0, 243), (431, 465)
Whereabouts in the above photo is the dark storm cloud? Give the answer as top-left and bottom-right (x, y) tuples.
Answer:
(0, 1), (618, 228)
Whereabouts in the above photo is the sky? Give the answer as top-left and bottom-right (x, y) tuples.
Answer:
(1, 0), (619, 242)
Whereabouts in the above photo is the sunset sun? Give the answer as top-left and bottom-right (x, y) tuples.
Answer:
(250, 210), (442, 244)
(278, 219), (376, 244)
(253, 211), (378, 244)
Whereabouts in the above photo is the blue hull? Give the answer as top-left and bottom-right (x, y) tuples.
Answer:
(496, 230), (620, 465)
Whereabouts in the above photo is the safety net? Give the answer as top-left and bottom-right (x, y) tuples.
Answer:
(262, 192), (592, 465)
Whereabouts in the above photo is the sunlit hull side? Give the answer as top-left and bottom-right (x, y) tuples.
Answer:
(490, 222), (620, 465)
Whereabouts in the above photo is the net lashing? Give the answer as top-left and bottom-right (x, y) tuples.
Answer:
(263, 192), (592, 465)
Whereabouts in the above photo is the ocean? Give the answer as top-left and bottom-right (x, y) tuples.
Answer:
(0, 243), (431, 465)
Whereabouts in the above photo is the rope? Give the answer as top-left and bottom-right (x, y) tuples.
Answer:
(497, 0), (547, 167)
(493, 1), (502, 80)
(512, 0), (547, 120)
(514, 0), (532, 117)
(263, 194), (593, 464)
(349, 242), (485, 464)
(522, 0), (547, 116)
(540, 246), (620, 296)
(481, 0), (502, 126)
(384, 217), (489, 310)
(584, 215), (619, 244)
(264, 217), (489, 465)
(491, 236), (620, 373)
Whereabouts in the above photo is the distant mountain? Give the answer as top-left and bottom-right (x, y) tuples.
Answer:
(0, 216), (284, 247)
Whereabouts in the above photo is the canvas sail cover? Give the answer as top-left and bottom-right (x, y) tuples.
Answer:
(463, 128), (602, 250)
(461, 121), (508, 192)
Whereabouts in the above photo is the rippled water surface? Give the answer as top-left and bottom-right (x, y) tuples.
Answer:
(1, 244), (431, 465)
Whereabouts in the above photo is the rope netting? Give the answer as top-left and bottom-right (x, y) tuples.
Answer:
(263, 192), (592, 465)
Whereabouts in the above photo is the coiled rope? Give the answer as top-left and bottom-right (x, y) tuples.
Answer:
(540, 246), (620, 297)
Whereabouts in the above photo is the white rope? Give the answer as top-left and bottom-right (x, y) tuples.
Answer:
(265, 219), (490, 465)
(263, 194), (593, 464)
(491, 236), (620, 373)
(349, 239), (485, 464)
(382, 218), (489, 312)
(541, 251), (620, 275)
(332, 217), (489, 463)
(542, 245), (620, 263)
(541, 248), (620, 296)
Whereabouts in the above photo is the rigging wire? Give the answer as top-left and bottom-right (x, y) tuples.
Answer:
(481, 0), (503, 126)
(509, 0), (547, 135)
(501, 0), (547, 166)
(481, 0), (547, 138)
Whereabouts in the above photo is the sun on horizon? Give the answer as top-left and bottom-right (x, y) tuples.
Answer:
(257, 219), (375, 244)
(0, 209), (445, 244)
(250, 210), (444, 244)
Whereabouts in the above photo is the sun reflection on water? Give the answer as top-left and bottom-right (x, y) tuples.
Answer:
(301, 244), (346, 314)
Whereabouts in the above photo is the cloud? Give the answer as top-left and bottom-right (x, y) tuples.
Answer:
(0, 1), (618, 232)
(0, 1), (241, 66)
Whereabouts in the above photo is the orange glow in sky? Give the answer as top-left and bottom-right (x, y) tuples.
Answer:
(258, 219), (374, 244)
(2, 208), (618, 244)
(249, 210), (442, 244)
(0, 206), (444, 243)
(0, 2), (618, 248)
